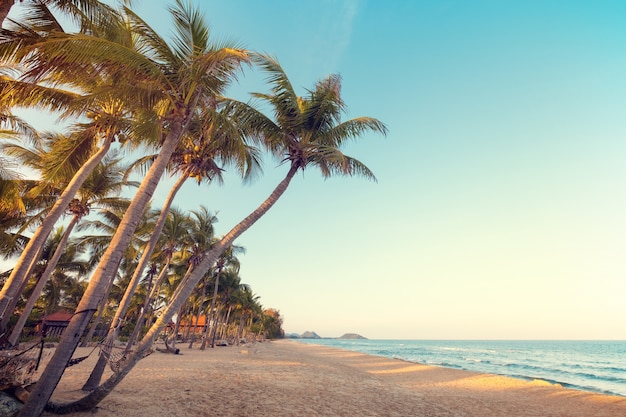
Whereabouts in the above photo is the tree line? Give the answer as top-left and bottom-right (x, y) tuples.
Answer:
(0, 0), (386, 415)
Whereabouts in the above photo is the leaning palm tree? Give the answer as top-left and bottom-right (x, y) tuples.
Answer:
(0, 1), (139, 330)
(20, 2), (250, 414)
(7, 151), (135, 345)
(137, 53), (387, 351)
(49, 54), (387, 414)
(100, 102), (261, 352)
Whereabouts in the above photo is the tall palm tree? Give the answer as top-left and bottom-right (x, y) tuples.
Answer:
(48, 54), (387, 414)
(109, 100), (262, 350)
(0, 1), (138, 329)
(22, 2), (250, 414)
(137, 53), (387, 354)
(7, 151), (135, 345)
(0, 130), (112, 330)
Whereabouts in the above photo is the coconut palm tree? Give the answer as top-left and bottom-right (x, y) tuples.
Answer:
(137, 53), (387, 355)
(231, 284), (256, 344)
(0, 130), (119, 330)
(48, 54), (387, 414)
(7, 151), (135, 345)
(108, 101), (262, 351)
(200, 245), (242, 349)
(21, 3), (250, 414)
(0, 1), (139, 330)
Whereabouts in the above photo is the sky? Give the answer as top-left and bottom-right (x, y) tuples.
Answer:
(7, 0), (626, 340)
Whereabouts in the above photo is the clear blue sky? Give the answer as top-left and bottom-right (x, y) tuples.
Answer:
(11, 0), (626, 339)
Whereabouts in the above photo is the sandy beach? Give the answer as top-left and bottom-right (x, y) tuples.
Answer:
(34, 339), (626, 417)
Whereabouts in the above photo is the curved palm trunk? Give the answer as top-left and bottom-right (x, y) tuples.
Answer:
(80, 274), (115, 347)
(35, 164), (298, 414)
(188, 279), (207, 349)
(125, 260), (170, 349)
(19, 124), (184, 417)
(0, 138), (113, 332)
(137, 163), (298, 351)
(207, 276), (220, 348)
(110, 174), (187, 334)
(7, 215), (79, 346)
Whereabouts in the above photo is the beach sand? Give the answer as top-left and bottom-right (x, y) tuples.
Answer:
(35, 339), (626, 417)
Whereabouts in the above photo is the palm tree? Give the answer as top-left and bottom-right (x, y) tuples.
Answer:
(108, 100), (262, 349)
(201, 245), (242, 349)
(7, 151), (135, 345)
(0, 130), (117, 330)
(137, 53), (387, 355)
(11, 227), (90, 337)
(0, 1), (138, 330)
(49, 54), (387, 413)
(0, 0), (126, 27)
(22, 2), (250, 413)
(231, 285), (257, 344)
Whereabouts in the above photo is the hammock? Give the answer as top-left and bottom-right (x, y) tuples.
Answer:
(96, 334), (152, 373)
(0, 340), (45, 387)
(98, 339), (131, 373)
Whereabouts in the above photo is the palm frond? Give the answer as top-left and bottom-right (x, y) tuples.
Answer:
(320, 117), (388, 147)
(168, 0), (209, 59)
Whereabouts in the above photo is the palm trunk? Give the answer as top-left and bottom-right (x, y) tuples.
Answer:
(35, 164), (298, 414)
(0, 138), (113, 332)
(199, 309), (211, 350)
(8, 216), (79, 346)
(206, 274), (220, 348)
(82, 161), (188, 392)
(19, 123), (184, 417)
(136, 163), (298, 353)
(125, 259), (170, 349)
(169, 304), (184, 347)
(109, 174), (187, 335)
(236, 314), (246, 345)
(188, 278), (207, 349)
(210, 304), (223, 348)
(221, 305), (232, 341)
(80, 275), (115, 347)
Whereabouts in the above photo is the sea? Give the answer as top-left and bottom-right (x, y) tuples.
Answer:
(297, 339), (626, 397)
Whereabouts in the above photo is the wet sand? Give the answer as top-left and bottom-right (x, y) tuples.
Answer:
(38, 339), (626, 416)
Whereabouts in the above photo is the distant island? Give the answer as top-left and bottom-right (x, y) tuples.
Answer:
(287, 331), (367, 340)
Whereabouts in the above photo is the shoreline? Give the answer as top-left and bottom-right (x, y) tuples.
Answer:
(38, 339), (626, 416)
(295, 338), (626, 398)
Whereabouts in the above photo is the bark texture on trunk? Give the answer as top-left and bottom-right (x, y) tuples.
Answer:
(28, 164), (298, 414)
(0, 139), (113, 332)
(18, 126), (182, 417)
(8, 215), (79, 346)
(136, 163), (299, 355)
